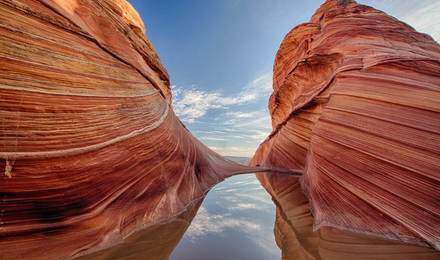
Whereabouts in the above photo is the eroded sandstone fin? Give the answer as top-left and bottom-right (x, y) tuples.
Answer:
(252, 0), (440, 257)
(0, 1), (257, 259)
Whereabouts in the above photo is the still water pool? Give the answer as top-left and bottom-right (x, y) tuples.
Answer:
(170, 174), (280, 260)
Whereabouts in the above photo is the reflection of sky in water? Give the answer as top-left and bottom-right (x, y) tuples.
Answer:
(171, 174), (280, 260)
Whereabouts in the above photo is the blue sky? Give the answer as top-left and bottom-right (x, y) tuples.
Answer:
(129, 0), (439, 156)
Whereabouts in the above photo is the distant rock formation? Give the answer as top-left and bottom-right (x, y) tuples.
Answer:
(251, 0), (440, 258)
(0, 1), (255, 259)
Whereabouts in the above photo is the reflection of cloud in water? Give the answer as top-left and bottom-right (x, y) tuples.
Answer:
(230, 203), (259, 210)
(172, 174), (280, 259)
(185, 206), (261, 240)
(233, 192), (273, 205)
(222, 196), (239, 202)
(221, 188), (239, 193)
(213, 176), (260, 191)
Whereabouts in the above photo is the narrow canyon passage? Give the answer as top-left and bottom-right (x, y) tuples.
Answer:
(171, 173), (280, 260)
(0, 0), (439, 260)
(72, 168), (290, 260)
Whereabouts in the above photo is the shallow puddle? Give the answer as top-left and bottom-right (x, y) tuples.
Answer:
(171, 174), (280, 260)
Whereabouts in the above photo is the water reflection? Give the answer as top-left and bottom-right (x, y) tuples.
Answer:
(70, 170), (440, 260)
(171, 174), (280, 260)
(75, 173), (279, 260)
(77, 200), (203, 260)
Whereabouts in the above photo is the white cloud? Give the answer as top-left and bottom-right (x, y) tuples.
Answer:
(185, 206), (261, 240)
(230, 203), (259, 210)
(224, 110), (271, 129)
(172, 87), (225, 123)
(171, 73), (274, 157)
(195, 130), (230, 134)
(224, 111), (264, 120)
(400, 1), (440, 42)
(237, 72), (273, 103)
(199, 136), (227, 141)
(360, 0), (440, 42)
(234, 193), (273, 205)
(208, 145), (258, 157)
(172, 73), (272, 123)
(195, 109), (271, 156)
(222, 111), (272, 142)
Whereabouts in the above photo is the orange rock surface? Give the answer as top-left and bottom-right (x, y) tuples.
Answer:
(0, 1), (255, 259)
(1, 0), (440, 259)
(251, 0), (440, 258)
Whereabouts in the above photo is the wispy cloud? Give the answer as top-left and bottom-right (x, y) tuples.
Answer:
(224, 111), (264, 120)
(199, 136), (227, 141)
(230, 203), (259, 210)
(188, 119), (271, 147)
(360, 0), (440, 42)
(207, 145), (258, 157)
(172, 73), (272, 123)
(193, 109), (272, 156)
(177, 174), (280, 257)
(171, 73), (273, 156)
(234, 193), (273, 205)
(185, 206), (261, 240)
(399, 1), (440, 42)
(223, 110), (271, 133)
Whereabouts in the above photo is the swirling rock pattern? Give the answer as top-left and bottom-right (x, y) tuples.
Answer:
(0, 1), (255, 259)
(251, 0), (440, 258)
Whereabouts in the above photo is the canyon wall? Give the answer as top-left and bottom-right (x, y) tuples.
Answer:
(0, 1), (254, 259)
(1, 0), (439, 259)
(251, 0), (440, 259)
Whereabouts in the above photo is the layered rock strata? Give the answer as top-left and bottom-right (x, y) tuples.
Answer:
(0, 1), (257, 259)
(251, 0), (440, 258)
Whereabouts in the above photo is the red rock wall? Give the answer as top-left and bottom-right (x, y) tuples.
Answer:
(0, 1), (254, 259)
(251, 0), (440, 258)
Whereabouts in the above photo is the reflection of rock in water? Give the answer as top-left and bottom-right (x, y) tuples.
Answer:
(77, 199), (202, 260)
(257, 173), (440, 259)
(251, 0), (440, 259)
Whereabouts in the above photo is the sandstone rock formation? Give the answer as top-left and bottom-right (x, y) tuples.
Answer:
(251, 0), (440, 259)
(0, 1), (256, 259)
(2, 0), (440, 259)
